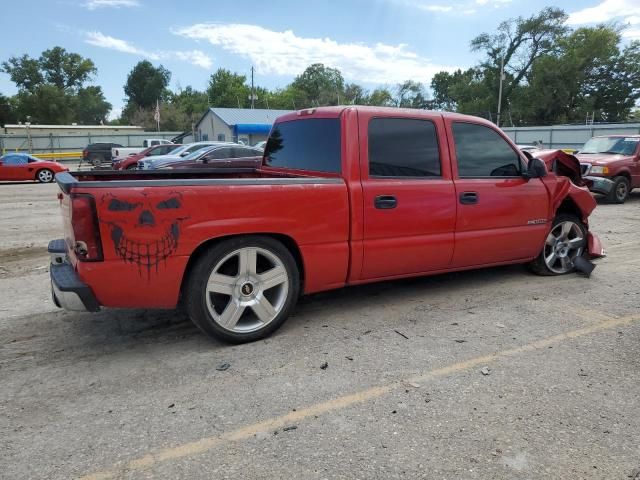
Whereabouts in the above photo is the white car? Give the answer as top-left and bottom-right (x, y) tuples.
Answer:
(137, 142), (236, 170)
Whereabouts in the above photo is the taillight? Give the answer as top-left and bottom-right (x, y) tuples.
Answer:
(71, 194), (103, 261)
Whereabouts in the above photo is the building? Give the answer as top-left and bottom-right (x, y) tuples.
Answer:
(2, 124), (144, 136)
(195, 108), (294, 146)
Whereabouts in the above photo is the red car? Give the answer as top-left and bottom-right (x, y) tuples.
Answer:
(0, 153), (68, 182)
(49, 106), (603, 344)
(112, 144), (182, 170)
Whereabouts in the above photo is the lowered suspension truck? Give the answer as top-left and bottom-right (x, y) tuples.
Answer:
(50, 106), (605, 344)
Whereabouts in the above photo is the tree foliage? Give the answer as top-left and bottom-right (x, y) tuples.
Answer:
(431, 8), (640, 124)
(1, 47), (110, 125)
(124, 61), (171, 111)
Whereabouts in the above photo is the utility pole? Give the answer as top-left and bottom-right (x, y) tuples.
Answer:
(496, 55), (505, 128)
(251, 66), (255, 109)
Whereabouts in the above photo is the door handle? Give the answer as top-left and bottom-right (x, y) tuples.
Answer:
(374, 195), (397, 209)
(459, 191), (478, 205)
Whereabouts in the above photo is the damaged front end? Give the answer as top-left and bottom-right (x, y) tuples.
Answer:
(532, 149), (606, 264)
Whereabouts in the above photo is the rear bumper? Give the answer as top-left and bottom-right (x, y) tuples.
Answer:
(584, 175), (614, 195)
(48, 240), (100, 312)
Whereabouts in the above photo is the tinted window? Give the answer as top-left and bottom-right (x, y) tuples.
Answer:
(453, 123), (522, 177)
(234, 147), (260, 158)
(208, 148), (233, 160)
(264, 119), (341, 173)
(368, 118), (440, 177)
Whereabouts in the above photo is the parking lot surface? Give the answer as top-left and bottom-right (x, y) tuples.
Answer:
(1, 182), (639, 479)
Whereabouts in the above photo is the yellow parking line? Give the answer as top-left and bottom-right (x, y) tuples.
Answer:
(80, 312), (640, 480)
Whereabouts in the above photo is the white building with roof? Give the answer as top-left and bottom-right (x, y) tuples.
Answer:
(194, 108), (294, 146)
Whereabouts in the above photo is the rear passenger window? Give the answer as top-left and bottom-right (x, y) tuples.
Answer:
(368, 118), (440, 177)
(453, 122), (522, 177)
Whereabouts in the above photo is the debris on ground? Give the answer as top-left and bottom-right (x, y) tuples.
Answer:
(629, 467), (640, 479)
(320, 362), (328, 370)
(345, 356), (353, 361)
(216, 363), (231, 371)
(283, 425), (298, 432)
(495, 323), (506, 329)
(480, 367), (491, 376)
(394, 330), (409, 339)
(573, 256), (596, 277)
(168, 403), (175, 409)
(454, 339), (467, 343)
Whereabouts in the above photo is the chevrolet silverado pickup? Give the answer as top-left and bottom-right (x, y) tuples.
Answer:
(49, 106), (604, 344)
(576, 134), (640, 203)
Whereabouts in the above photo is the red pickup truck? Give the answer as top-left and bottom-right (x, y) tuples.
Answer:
(49, 107), (603, 343)
(575, 134), (640, 204)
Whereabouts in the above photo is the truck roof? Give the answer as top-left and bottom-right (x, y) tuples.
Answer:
(274, 105), (497, 127)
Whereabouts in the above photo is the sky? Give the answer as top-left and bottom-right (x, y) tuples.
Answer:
(1, 0), (639, 119)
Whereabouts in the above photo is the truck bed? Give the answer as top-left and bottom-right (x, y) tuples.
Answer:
(56, 168), (335, 193)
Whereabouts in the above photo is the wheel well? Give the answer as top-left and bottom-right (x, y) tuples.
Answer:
(556, 197), (584, 222)
(178, 233), (305, 304)
(614, 171), (631, 182)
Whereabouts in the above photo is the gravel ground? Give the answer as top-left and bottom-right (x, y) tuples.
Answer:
(1, 182), (639, 480)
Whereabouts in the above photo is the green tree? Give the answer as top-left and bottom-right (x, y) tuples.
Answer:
(394, 80), (430, 109)
(124, 61), (171, 110)
(0, 93), (16, 126)
(290, 63), (345, 107)
(206, 68), (250, 108)
(73, 86), (112, 124)
(471, 7), (569, 104)
(367, 87), (394, 107)
(1, 47), (109, 124)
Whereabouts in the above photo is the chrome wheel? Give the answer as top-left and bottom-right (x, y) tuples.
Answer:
(205, 247), (289, 333)
(543, 221), (585, 274)
(37, 169), (54, 183)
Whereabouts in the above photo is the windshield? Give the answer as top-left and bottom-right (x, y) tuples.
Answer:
(264, 118), (341, 173)
(581, 137), (639, 155)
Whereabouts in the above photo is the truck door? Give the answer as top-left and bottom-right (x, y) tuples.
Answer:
(447, 120), (550, 267)
(360, 113), (457, 279)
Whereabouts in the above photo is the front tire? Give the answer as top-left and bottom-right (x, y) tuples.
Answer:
(185, 236), (300, 343)
(529, 214), (587, 276)
(36, 169), (54, 183)
(607, 176), (630, 204)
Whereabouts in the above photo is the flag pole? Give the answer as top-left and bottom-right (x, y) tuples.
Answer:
(155, 99), (160, 132)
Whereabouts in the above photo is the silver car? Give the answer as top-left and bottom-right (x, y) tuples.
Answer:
(137, 142), (235, 170)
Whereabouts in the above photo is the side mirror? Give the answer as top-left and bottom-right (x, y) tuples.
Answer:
(523, 157), (547, 179)
(180, 152), (189, 157)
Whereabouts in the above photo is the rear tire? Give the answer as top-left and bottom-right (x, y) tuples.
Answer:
(185, 236), (300, 344)
(36, 169), (54, 183)
(529, 214), (587, 276)
(607, 176), (630, 204)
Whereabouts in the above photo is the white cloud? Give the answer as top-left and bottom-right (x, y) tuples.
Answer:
(84, 31), (213, 68)
(83, 0), (140, 9)
(568, 0), (640, 39)
(173, 23), (458, 84)
(396, 0), (509, 14)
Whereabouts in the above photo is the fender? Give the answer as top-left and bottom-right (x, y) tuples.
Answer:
(534, 150), (597, 223)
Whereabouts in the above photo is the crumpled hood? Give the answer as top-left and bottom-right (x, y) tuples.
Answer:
(531, 149), (589, 187)
(575, 153), (633, 164)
